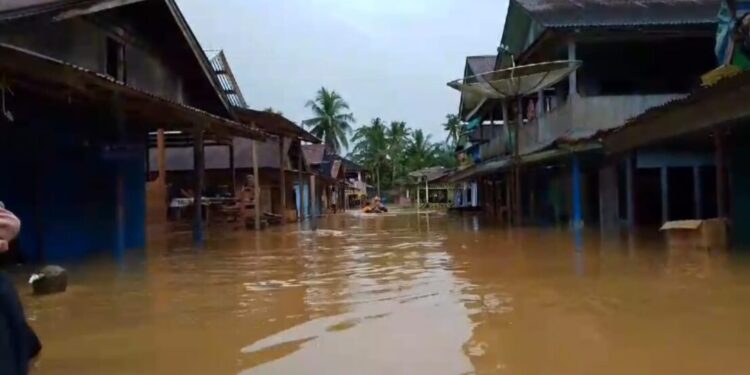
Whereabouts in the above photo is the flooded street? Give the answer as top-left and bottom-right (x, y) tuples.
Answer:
(13, 212), (750, 374)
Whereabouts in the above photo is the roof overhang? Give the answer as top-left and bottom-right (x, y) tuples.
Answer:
(0, 43), (266, 139)
(604, 71), (750, 154)
(234, 107), (319, 143)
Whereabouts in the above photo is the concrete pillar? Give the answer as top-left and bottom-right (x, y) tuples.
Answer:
(571, 155), (584, 229)
(626, 155), (635, 228)
(252, 139), (261, 231)
(661, 167), (669, 223)
(694, 166), (703, 219)
(193, 128), (205, 243)
(278, 137), (287, 224)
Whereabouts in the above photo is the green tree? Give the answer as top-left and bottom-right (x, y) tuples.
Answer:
(443, 114), (464, 146)
(432, 142), (459, 169)
(351, 118), (388, 196)
(302, 87), (355, 154)
(264, 107), (283, 115)
(386, 121), (410, 186)
(406, 129), (437, 171)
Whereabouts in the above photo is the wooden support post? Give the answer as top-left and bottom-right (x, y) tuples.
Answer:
(252, 139), (261, 231)
(157, 129), (166, 183)
(503, 171), (513, 224)
(501, 100), (511, 150)
(297, 142), (304, 220)
(310, 174), (317, 217)
(715, 130), (727, 218)
(193, 128), (205, 244)
(694, 165), (703, 219)
(568, 39), (577, 96)
(514, 96), (523, 225)
(660, 167), (669, 223)
(572, 155), (584, 229)
(417, 180), (421, 212)
(229, 140), (236, 194)
(625, 154), (635, 228)
(278, 137), (287, 224)
(529, 171), (536, 223)
(425, 178), (430, 207)
(537, 90), (544, 117)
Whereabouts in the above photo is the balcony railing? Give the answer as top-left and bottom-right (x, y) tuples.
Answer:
(520, 93), (685, 155)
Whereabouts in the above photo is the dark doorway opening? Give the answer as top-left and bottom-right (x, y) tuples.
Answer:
(668, 167), (695, 220)
(635, 168), (662, 227)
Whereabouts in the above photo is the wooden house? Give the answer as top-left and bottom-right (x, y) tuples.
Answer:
(0, 0), (265, 261)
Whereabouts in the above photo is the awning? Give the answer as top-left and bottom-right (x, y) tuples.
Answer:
(0, 43), (266, 140)
(450, 143), (601, 182)
(234, 107), (320, 143)
(604, 70), (750, 154)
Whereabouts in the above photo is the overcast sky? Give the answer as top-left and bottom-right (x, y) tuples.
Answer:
(177, 0), (507, 145)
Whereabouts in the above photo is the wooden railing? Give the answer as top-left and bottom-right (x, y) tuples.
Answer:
(521, 93), (685, 154)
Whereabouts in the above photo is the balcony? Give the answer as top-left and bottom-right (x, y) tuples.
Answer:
(520, 94), (686, 155)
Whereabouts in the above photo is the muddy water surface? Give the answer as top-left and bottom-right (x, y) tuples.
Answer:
(12, 213), (750, 374)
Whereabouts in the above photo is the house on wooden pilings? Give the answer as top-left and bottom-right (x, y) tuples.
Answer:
(449, 55), (500, 211)
(450, 0), (721, 230)
(0, 0), (266, 262)
(302, 144), (357, 214)
(147, 50), (321, 225)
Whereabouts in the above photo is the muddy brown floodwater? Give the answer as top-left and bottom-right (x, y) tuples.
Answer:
(9, 212), (750, 374)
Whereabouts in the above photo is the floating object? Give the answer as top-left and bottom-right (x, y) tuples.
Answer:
(29, 265), (68, 295)
(660, 219), (728, 250)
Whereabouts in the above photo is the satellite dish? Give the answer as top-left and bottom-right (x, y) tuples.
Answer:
(447, 60), (582, 99)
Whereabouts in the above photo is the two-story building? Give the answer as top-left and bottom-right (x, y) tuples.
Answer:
(0, 0), (265, 262)
(450, 0), (720, 230)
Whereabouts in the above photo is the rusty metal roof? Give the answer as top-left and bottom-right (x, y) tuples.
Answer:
(302, 144), (326, 165)
(0, 43), (266, 139)
(515, 0), (721, 28)
(235, 108), (319, 143)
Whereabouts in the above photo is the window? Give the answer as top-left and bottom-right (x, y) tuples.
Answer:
(106, 37), (126, 82)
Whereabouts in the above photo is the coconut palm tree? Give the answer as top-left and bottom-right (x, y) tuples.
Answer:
(386, 121), (410, 185)
(443, 114), (464, 146)
(406, 129), (437, 171)
(302, 87), (355, 154)
(351, 118), (388, 196)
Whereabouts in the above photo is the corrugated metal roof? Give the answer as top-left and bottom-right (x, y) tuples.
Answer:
(0, 0), (90, 21)
(0, 0), (235, 118)
(608, 69), (750, 136)
(0, 43), (266, 139)
(515, 0), (721, 28)
(302, 144), (326, 165)
(235, 107), (319, 143)
(209, 50), (248, 108)
(466, 55), (496, 77)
